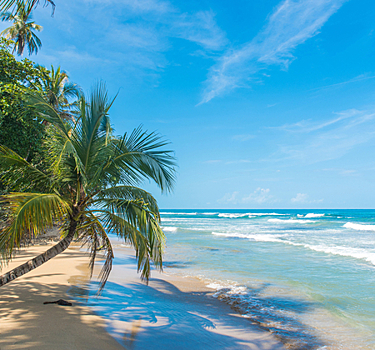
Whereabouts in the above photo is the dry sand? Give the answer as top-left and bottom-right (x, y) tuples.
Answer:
(0, 243), (285, 350)
(0, 244), (122, 350)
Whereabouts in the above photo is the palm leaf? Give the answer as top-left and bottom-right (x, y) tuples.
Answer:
(0, 145), (55, 192)
(0, 193), (69, 265)
(0, 0), (55, 15)
(95, 197), (165, 280)
(77, 212), (114, 291)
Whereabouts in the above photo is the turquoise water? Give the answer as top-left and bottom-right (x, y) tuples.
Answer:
(159, 209), (375, 349)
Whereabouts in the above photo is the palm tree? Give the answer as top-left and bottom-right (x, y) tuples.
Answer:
(1, 1), (42, 56)
(34, 65), (82, 121)
(0, 0), (55, 15)
(0, 83), (176, 290)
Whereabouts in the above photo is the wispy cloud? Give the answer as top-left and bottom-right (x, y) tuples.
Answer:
(274, 108), (375, 163)
(217, 191), (239, 204)
(82, 0), (173, 14)
(291, 193), (323, 203)
(171, 11), (227, 51)
(201, 0), (347, 103)
(243, 188), (275, 204)
(218, 188), (276, 204)
(291, 193), (308, 203)
(275, 109), (360, 133)
(309, 74), (375, 93)
(47, 0), (227, 76)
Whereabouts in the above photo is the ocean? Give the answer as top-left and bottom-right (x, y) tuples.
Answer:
(157, 209), (375, 349)
(75, 209), (375, 349)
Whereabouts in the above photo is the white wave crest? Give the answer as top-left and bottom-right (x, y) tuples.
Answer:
(344, 222), (375, 232)
(218, 212), (287, 219)
(218, 213), (252, 218)
(162, 227), (178, 232)
(305, 213), (325, 218)
(212, 232), (285, 243)
(268, 218), (314, 224)
(160, 212), (197, 215)
(246, 213), (287, 216)
(303, 244), (375, 265)
(211, 231), (375, 265)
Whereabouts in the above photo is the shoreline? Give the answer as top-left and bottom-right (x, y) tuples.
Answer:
(85, 245), (285, 350)
(1, 243), (285, 349)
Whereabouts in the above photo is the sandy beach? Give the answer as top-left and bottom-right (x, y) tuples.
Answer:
(0, 242), (285, 350)
(0, 243), (123, 350)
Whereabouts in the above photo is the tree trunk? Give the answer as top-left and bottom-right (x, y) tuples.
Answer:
(0, 220), (77, 287)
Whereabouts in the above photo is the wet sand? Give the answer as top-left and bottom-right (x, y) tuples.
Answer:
(87, 246), (286, 349)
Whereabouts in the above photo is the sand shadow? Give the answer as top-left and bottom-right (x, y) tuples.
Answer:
(74, 273), (327, 350)
(0, 279), (122, 350)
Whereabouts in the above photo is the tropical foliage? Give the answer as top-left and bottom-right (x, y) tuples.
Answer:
(0, 0), (54, 15)
(0, 38), (46, 165)
(0, 82), (176, 290)
(1, 1), (42, 56)
(33, 65), (81, 121)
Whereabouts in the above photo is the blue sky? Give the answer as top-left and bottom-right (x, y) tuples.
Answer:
(2, 0), (375, 209)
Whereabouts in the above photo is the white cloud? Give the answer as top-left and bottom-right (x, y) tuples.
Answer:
(218, 188), (276, 204)
(242, 188), (274, 204)
(275, 109), (361, 133)
(46, 0), (226, 77)
(172, 11), (227, 51)
(291, 193), (308, 203)
(274, 109), (375, 163)
(291, 193), (323, 204)
(217, 191), (239, 204)
(88, 1), (227, 73)
(82, 0), (173, 14)
(201, 0), (347, 103)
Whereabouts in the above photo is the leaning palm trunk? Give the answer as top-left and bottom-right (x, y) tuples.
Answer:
(0, 220), (77, 287)
(0, 82), (176, 291)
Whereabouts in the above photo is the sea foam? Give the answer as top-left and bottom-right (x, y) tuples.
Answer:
(305, 213), (325, 218)
(344, 222), (375, 231)
(162, 226), (178, 232)
(268, 218), (314, 224)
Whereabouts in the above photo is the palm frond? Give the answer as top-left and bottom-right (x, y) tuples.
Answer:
(0, 193), (69, 265)
(111, 126), (177, 192)
(77, 212), (114, 291)
(0, 145), (55, 192)
(93, 186), (160, 217)
(0, 0), (55, 15)
(95, 197), (165, 280)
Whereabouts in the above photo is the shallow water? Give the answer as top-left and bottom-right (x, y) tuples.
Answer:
(159, 209), (375, 349)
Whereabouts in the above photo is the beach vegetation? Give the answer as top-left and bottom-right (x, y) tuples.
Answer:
(33, 65), (82, 122)
(0, 82), (176, 290)
(0, 38), (46, 167)
(0, 0), (55, 15)
(1, 1), (42, 56)
(0, 40), (81, 195)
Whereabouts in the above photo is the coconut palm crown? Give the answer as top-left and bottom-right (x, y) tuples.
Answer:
(0, 83), (176, 290)
(0, 0), (55, 16)
(1, 1), (42, 56)
(33, 65), (82, 121)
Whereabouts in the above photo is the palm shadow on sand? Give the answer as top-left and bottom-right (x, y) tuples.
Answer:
(76, 255), (327, 350)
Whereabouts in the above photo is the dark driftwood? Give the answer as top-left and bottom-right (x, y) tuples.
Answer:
(43, 299), (72, 306)
(0, 220), (77, 287)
